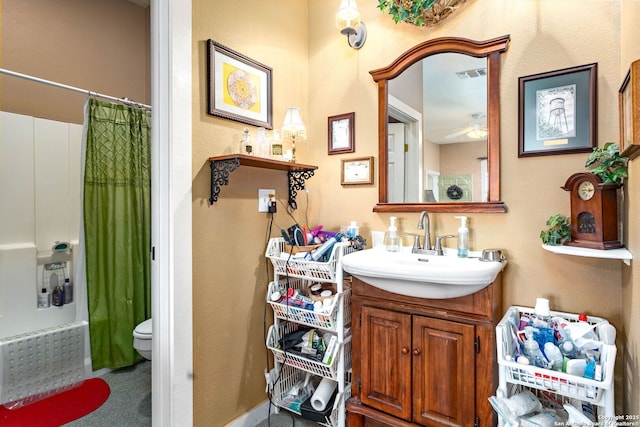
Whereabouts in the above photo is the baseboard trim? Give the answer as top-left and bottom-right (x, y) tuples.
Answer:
(226, 400), (271, 427)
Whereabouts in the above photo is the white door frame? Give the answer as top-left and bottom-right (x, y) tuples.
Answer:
(151, 0), (193, 425)
(387, 122), (406, 203)
(388, 95), (423, 202)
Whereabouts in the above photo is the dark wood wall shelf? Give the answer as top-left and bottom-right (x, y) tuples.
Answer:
(208, 154), (318, 210)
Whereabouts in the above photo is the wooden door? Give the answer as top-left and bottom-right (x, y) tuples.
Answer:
(360, 305), (412, 421)
(412, 316), (476, 427)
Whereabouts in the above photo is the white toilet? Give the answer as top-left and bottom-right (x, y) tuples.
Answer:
(133, 318), (152, 360)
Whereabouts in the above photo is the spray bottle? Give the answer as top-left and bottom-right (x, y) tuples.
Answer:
(384, 217), (400, 252)
(454, 216), (469, 258)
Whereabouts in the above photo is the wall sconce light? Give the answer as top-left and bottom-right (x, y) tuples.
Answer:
(281, 107), (307, 163)
(336, 0), (367, 49)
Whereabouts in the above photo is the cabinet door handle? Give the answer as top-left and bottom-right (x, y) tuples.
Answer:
(401, 346), (410, 354)
(413, 348), (421, 356)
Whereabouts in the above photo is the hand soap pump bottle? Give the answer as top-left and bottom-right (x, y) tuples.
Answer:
(455, 216), (469, 258)
(384, 216), (400, 252)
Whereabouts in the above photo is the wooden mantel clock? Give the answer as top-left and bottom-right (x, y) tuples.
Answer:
(562, 172), (623, 250)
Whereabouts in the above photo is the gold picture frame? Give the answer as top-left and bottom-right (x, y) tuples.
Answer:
(207, 39), (273, 129)
(620, 58), (640, 160)
(341, 157), (374, 185)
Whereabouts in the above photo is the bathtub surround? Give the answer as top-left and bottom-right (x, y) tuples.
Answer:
(0, 321), (87, 408)
(0, 112), (82, 340)
(83, 99), (152, 371)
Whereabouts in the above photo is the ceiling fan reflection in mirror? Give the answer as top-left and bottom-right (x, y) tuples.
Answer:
(445, 112), (487, 141)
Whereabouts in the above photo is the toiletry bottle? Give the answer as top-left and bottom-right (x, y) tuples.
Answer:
(532, 297), (551, 328)
(242, 128), (253, 156)
(455, 216), (469, 258)
(270, 129), (283, 159)
(522, 326), (548, 368)
(38, 287), (50, 308)
(543, 342), (563, 371)
(52, 285), (64, 307)
(559, 339), (578, 359)
(346, 221), (359, 239)
(256, 127), (270, 158)
(384, 216), (400, 252)
(63, 278), (73, 304)
(310, 233), (345, 261)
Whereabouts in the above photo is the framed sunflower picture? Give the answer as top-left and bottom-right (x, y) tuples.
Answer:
(207, 39), (273, 129)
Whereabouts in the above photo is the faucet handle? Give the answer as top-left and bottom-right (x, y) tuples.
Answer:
(434, 234), (455, 255)
(403, 233), (422, 252)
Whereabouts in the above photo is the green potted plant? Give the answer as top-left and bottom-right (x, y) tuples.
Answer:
(585, 142), (628, 185)
(377, 0), (466, 26)
(540, 214), (572, 246)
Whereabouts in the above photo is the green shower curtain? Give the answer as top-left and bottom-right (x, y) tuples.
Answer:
(84, 98), (151, 370)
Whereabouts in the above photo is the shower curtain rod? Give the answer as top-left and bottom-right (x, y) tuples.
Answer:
(0, 68), (151, 110)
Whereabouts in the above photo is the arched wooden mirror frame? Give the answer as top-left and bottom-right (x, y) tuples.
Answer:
(371, 35), (511, 213)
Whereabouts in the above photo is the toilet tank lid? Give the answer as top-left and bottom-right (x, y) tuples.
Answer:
(135, 318), (152, 335)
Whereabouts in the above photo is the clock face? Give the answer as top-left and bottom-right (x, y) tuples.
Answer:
(577, 181), (595, 200)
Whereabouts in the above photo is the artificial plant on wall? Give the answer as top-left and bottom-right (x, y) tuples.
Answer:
(377, 0), (467, 26)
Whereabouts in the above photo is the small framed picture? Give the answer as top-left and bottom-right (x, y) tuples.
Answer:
(328, 112), (355, 155)
(207, 39), (273, 129)
(341, 156), (373, 185)
(518, 63), (597, 157)
(620, 58), (640, 160)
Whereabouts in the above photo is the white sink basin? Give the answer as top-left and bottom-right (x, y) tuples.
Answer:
(341, 248), (506, 299)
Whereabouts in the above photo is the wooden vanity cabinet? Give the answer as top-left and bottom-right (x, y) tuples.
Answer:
(346, 274), (503, 427)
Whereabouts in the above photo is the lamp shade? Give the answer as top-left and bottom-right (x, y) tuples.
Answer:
(336, 0), (361, 34)
(281, 108), (307, 140)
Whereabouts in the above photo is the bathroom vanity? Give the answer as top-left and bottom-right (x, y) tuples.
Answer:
(346, 274), (503, 427)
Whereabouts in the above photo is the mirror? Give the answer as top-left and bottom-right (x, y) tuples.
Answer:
(370, 35), (510, 213)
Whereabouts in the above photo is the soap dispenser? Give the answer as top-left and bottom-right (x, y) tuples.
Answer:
(455, 216), (469, 258)
(384, 216), (400, 252)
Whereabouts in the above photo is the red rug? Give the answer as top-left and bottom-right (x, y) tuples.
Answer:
(0, 378), (110, 427)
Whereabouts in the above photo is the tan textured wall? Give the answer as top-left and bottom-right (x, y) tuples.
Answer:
(306, 0), (629, 413)
(190, 1), (308, 425)
(0, 0), (149, 124)
(190, 0), (637, 422)
(620, 1), (640, 416)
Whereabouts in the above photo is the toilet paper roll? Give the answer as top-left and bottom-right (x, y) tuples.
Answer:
(311, 378), (337, 411)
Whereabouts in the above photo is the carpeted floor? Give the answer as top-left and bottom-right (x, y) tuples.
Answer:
(60, 361), (323, 426)
(255, 411), (319, 427)
(64, 360), (151, 426)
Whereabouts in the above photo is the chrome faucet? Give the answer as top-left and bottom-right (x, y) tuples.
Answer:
(417, 211), (432, 251)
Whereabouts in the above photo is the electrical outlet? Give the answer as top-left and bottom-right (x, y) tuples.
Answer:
(258, 189), (275, 212)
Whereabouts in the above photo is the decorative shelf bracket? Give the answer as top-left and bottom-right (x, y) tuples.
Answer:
(209, 158), (241, 204)
(208, 154), (318, 210)
(287, 170), (315, 211)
